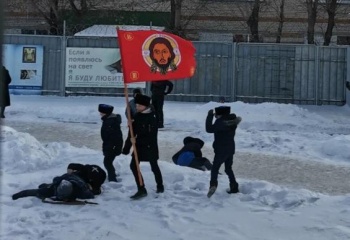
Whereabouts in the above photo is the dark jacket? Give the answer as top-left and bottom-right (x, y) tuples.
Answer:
(101, 113), (123, 156)
(172, 137), (204, 164)
(151, 80), (173, 96)
(206, 113), (241, 155)
(123, 108), (159, 161)
(52, 173), (94, 200)
(67, 163), (106, 195)
(1, 66), (11, 107)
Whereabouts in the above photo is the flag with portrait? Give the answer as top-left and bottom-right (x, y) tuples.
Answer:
(117, 29), (196, 83)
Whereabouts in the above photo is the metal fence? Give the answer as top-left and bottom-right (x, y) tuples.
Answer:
(234, 44), (349, 105)
(4, 34), (350, 105)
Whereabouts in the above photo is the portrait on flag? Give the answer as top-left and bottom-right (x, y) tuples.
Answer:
(117, 29), (196, 83)
(142, 35), (179, 75)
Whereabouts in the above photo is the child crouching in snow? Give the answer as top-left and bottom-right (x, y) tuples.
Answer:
(67, 163), (106, 195)
(172, 136), (213, 171)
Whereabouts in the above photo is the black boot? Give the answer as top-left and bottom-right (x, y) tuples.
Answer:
(108, 173), (118, 182)
(156, 184), (164, 193)
(12, 189), (39, 200)
(130, 186), (148, 200)
(226, 182), (239, 194)
(0, 108), (5, 118)
(38, 183), (51, 189)
(108, 177), (118, 182)
(207, 181), (218, 198)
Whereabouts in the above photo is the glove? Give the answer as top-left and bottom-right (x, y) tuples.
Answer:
(208, 109), (214, 116)
(122, 147), (130, 155)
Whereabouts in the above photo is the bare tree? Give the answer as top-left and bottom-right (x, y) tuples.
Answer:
(275, 0), (285, 43)
(29, 0), (60, 35)
(5, 0), (28, 12)
(323, 0), (338, 46)
(27, 0), (103, 35)
(170, 0), (183, 36)
(306, 0), (319, 44)
(246, 0), (262, 42)
(161, 0), (210, 38)
(181, 1), (213, 38)
(68, 0), (89, 17)
(65, 0), (105, 35)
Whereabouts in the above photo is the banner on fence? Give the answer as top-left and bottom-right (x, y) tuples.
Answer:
(2, 44), (44, 95)
(65, 47), (145, 88)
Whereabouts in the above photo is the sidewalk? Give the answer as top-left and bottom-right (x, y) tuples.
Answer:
(3, 120), (350, 196)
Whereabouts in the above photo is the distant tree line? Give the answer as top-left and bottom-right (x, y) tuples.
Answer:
(5, 0), (350, 45)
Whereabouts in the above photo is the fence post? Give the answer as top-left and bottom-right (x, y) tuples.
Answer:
(231, 42), (237, 102)
(347, 47), (350, 106)
(60, 21), (67, 97)
(315, 45), (320, 105)
(0, 0), (3, 73)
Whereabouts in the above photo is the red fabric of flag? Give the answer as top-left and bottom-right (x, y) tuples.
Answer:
(117, 29), (196, 83)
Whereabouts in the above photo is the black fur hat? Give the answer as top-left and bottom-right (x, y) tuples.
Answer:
(98, 104), (114, 115)
(215, 106), (230, 116)
(133, 88), (142, 95)
(135, 94), (151, 107)
(183, 136), (205, 148)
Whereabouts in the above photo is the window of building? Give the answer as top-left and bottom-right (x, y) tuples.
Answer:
(337, 36), (350, 45)
(21, 29), (35, 35)
(318, 0), (350, 4)
(201, 0), (265, 2)
(36, 30), (48, 35)
(21, 29), (48, 35)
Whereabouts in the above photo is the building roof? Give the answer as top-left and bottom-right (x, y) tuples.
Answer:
(74, 25), (165, 37)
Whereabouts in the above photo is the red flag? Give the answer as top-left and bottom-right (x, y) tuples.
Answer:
(117, 29), (196, 83)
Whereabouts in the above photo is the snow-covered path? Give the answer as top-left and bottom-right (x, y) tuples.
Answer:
(4, 120), (350, 196)
(4, 95), (350, 240)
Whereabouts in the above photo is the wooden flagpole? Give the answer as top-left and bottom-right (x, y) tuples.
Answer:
(124, 85), (144, 187)
(117, 26), (144, 187)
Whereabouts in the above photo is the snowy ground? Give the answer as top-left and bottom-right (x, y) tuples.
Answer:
(1, 95), (350, 240)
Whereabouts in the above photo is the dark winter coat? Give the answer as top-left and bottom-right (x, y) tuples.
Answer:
(172, 137), (204, 164)
(101, 113), (123, 156)
(52, 173), (94, 200)
(151, 80), (173, 96)
(123, 108), (159, 162)
(1, 66), (11, 107)
(206, 113), (241, 155)
(67, 163), (106, 195)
